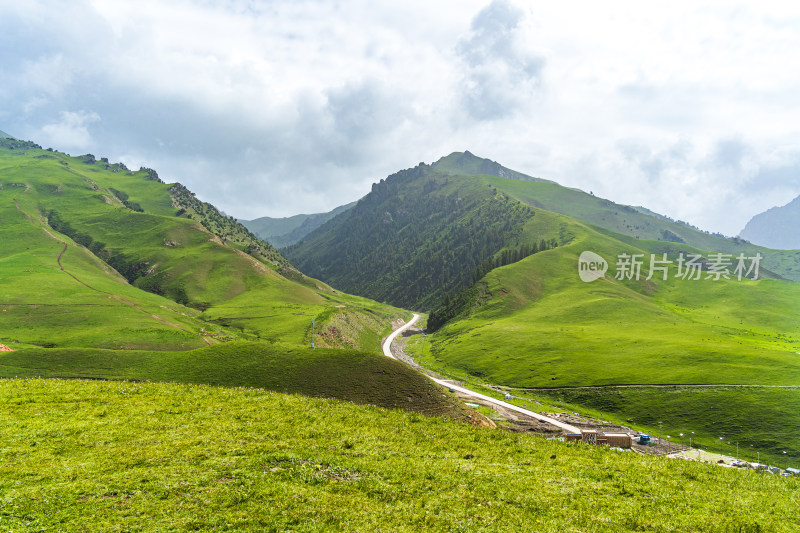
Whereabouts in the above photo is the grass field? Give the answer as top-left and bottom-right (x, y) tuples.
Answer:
(1, 378), (798, 532)
(430, 215), (800, 386)
(406, 331), (800, 469)
(413, 209), (800, 469)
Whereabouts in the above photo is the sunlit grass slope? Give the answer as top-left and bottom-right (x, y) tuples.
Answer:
(0, 189), (213, 350)
(422, 210), (800, 467)
(0, 139), (404, 352)
(1, 379), (797, 532)
(431, 151), (800, 281)
(431, 214), (800, 388)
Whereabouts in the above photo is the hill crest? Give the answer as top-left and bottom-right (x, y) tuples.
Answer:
(739, 194), (800, 250)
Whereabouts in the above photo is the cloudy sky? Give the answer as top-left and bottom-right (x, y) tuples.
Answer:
(2, 0), (800, 235)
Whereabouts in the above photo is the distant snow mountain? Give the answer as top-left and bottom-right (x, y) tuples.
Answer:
(739, 195), (800, 250)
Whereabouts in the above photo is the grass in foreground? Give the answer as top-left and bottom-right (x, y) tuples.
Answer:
(1, 379), (797, 532)
(0, 342), (465, 415)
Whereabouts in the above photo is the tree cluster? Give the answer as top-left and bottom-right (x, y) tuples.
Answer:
(168, 183), (293, 269)
(109, 188), (144, 212)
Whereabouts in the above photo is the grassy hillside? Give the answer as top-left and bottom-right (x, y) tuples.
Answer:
(2, 379), (797, 532)
(241, 201), (356, 248)
(428, 216), (800, 387)
(0, 342), (467, 414)
(0, 177), (214, 351)
(0, 138), (405, 353)
(168, 182), (291, 267)
(434, 151), (800, 281)
(411, 210), (800, 466)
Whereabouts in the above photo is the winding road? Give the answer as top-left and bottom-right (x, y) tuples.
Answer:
(383, 314), (581, 434)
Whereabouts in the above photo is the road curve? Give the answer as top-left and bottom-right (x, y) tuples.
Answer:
(383, 314), (420, 358)
(383, 314), (581, 434)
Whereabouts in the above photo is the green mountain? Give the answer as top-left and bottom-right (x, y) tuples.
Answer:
(287, 151), (800, 466)
(285, 162), (545, 310)
(435, 152), (800, 282)
(286, 152), (799, 313)
(0, 137), (407, 355)
(0, 129), (13, 139)
(740, 194), (800, 250)
(241, 201), (356, 248)
(417, 208), (800, 466)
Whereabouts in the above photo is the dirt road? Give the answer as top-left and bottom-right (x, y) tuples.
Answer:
(382, 314), (581, 434)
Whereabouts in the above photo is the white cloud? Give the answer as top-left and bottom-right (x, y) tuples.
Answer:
(456, 0), (544, 121)
(40, 111), (100, 151)
(0, 0), (799, 230)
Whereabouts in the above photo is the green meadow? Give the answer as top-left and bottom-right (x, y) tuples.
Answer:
(0, 140), (405, 354)
(418, 206), (800, 468)
(430, 213), (800, 385)
(1, 379), (797, 532)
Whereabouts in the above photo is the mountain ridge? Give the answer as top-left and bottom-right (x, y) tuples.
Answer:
(286, 151), (799, 314)
(241, 201), (357, 248)
(739, 194), (800, 250)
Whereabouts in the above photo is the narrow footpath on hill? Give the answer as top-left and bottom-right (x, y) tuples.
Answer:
(382, 314), (581, 434)
(14, 200), (212, 346)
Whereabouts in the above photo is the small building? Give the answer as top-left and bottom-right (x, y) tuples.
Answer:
(565, 430), (634, 449)
(603, 433), (634, 449)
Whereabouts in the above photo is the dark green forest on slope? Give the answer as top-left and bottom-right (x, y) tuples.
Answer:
(284, 164), (539, 310)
